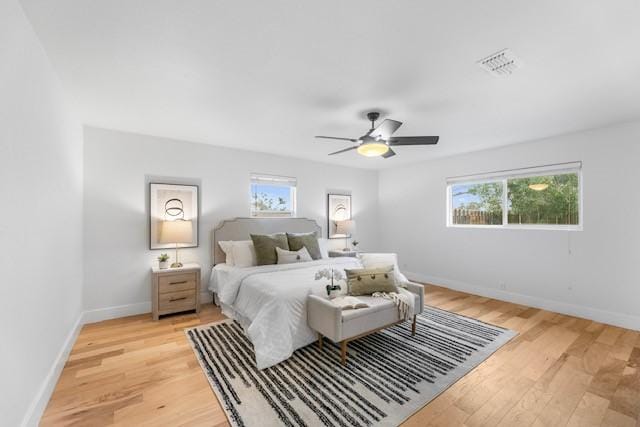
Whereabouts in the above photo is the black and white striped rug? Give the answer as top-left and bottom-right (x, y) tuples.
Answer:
(186, 306), (516, 427)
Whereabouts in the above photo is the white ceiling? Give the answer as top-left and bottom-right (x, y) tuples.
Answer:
(20, 0), (640, 169)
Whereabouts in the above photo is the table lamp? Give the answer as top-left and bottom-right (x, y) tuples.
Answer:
(335, 219), (355, 251)
(159, 219), (193, 268)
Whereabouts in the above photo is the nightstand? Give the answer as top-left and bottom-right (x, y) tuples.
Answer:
(151, 263), (201, 320)
(328, 250), (358, 258)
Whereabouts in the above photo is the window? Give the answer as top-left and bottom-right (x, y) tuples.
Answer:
(250, 174), (297, 217)
(450, 181), (503, 225)
(507, 173), (579, 226)
(447, 162), (582, 230)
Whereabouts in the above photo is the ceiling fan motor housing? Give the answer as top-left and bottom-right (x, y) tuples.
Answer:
(366, 111), (380, 126)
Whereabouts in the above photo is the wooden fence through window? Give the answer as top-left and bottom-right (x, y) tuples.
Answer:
(452, 209), (579, 225)
(452, 209), (502, 225)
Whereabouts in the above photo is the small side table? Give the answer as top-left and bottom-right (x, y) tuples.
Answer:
(151, 263), (201, 320)
(328, 250), (358, 258)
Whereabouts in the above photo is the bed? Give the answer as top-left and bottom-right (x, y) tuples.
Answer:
(207, 217), (411, 369)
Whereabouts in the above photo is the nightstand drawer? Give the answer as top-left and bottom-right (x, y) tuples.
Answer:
(159, 290), (196, 312)
(151, 264), (201, 320)
(158, 272), (197, 293)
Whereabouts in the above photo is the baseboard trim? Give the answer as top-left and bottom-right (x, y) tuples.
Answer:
(82, 301), (151, 324)
(82, 292), (213, 324)
(200, 291), (213, 304)
(407, 271), (640, 331)
(21, 312), (84, 427)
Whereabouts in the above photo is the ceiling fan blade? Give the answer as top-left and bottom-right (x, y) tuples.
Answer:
(369, 119), (403, 140)
(382, 148), (396, 158)
(328, 146), (358, 156)
(315, 136), (358, 142)
(388, 136), (439, 146)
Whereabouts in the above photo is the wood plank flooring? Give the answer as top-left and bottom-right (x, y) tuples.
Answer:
(41, 285), (640, 426)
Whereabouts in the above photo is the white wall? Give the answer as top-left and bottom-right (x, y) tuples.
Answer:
(83, 127), (379, 316)
(0, 1), (84, 425)
(379, 121), (640, 330)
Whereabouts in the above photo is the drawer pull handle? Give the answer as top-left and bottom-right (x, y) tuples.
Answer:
(169, 297), (187, 302)
(169, 281), (188, 285)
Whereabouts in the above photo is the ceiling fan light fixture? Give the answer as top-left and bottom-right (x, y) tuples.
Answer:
(357, 141), (389, 157)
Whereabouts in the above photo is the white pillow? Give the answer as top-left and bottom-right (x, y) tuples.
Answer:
(358, 253), (409, 286)
(317, 238), (329, 259)
(232, 240), (257, 268)
(276, 246), (313, 264)
(218, 241), (235, 266)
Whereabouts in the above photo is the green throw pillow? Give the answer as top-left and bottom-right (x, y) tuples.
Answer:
(286, 232), (322, 260)
(250, 233), (289, 265)
(345, 266), (397, 296)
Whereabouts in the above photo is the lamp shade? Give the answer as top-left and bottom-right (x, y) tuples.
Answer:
(159, 220), (193, 244)
(335, 219), (355, 235)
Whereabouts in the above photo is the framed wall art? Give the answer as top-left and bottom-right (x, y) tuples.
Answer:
(149, 183), (199, 249)
(327, 193), (352, 239)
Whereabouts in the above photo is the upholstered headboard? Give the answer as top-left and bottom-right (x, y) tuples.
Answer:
(211, 217), (322, 265)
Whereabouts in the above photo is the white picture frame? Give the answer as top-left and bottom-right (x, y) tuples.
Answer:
(149, 183), (199, 249)
(327, 193), (352, 239)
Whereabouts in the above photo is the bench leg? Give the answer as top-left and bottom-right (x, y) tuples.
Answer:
(411, 315), (417, 336)
(318, 333), (323, 350)
(340, 340), (348, 365)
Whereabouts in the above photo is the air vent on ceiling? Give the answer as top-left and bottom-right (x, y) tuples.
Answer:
(477, 49), (522, 76)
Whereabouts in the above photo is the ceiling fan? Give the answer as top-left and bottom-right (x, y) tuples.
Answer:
(315, 112), (439, 158)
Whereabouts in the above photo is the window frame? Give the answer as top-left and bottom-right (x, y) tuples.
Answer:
(446, 162), (583, 231)
(249, 173), (297, 218)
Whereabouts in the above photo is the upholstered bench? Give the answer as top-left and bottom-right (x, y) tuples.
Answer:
(307, 282), (424, 364)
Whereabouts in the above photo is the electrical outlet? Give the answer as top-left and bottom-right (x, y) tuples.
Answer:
(567, 285), (573, 291)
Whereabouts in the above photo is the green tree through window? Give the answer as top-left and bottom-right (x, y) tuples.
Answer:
(508, 173), (579, 225)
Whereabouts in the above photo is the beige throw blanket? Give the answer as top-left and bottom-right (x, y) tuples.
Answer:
(371, 287), (414, 320)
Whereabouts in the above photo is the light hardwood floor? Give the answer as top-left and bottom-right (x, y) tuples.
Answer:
(41, 285), (640, 426)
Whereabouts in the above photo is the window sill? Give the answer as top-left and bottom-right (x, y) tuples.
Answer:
(447, 224), (583, 231)
(250, 213), (296, 218)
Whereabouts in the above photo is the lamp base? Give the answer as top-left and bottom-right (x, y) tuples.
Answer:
(170, 262), (183, 268)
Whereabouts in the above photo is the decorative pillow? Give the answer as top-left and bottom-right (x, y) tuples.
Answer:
(358, 253), (408, 287)
(231, 240), (257, 267)
(250, 233), (289, 265)
(218, 240), (235, 266)
(276, 246), (313, 264)
(317, 238), (329, 259)
(286, 232), (322, 260)
(345, 266), (398, 296)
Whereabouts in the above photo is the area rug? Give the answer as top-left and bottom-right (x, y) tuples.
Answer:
(186, 306), (517, 427)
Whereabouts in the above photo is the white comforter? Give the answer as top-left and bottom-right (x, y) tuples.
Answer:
(209, 258), (362, 369)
